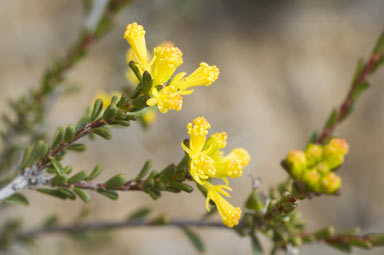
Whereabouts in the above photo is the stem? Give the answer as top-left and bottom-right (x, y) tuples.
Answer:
(16, 219), (226, 239)
(0, 119), (107, 201)
(316, 53), (382, 144)
(46, 179), (143, 192)
(0, 0), (132, 174)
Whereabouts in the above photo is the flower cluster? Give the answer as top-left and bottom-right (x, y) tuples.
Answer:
(285, 138), (349, 194)
(182, 117), (250, 227)
(124, 22), (219, 113)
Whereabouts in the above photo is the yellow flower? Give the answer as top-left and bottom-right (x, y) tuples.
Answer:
(124, 22), (148, 69)
(150, 43), (183, 86)
(93, 90), (122, 109)
(180, 117), (249, 228)
(174, 62), (220, 90)
(124, 23), (220, 114)
(182, 117), (250, 184)
(214, 148), (251, 178)
(146, 86), (183, 113)
(204, 182), (241, 228)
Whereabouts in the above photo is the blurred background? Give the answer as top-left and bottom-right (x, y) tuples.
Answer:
(0, 0), (384, 254)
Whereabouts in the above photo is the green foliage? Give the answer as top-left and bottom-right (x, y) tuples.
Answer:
(4, 193), (29, 206)
(105, 174), (127, 189)
(182, 227), (205, 253)
(87, 165), (103, 181)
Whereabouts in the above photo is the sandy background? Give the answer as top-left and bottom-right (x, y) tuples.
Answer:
(0, 0), (384, 254)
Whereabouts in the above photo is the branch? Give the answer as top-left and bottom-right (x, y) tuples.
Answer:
(16, 219), (226, 240)
(316, 51), (384, 144)
(0, 0), (132, 175)
(0, 119), (107, 201)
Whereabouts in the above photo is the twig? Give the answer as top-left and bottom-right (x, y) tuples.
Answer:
(316, 52), (383, 144)
(0, 119), (107, 201)
(45, 179), (143, 192)
(0, 0), (132, 174)
(16, 219), (226, 239)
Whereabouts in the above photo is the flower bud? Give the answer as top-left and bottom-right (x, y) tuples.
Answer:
(305, 143), (323, 167)
(302, 169), (321, 191)
(320, 172), (341, 194)
(286, 150), (307, 179)
(326, 138), (349, 155)
(316, 162), (330, 175)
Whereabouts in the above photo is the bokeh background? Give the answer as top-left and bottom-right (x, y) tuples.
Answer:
(0, 0), (384, 254)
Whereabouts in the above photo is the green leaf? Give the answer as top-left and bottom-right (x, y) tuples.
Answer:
(373, 32), (384, 55)
(154, 181), (165, 191)
(105, 174), (127, 189)
(73, 187), (90, 203)
(57, 188), (76, 200)
(20, 145), (33, 169)
(42, 215), (59, 227)
(182, 227), (205, 253)
(51, 174), (68, 185)
(64, 165), (73, 175)
(250, 232), (263, 255)
(245, 191), (264, 212)
(352, 58), (365, 85)
(96, 189), (118, 200)
(117, 93), (129, 108)
(37, 188), (67, 199)
(350, 82), (370, 102)
(128, 207), (152, 221)
(135, 160), (152, 181)
(143, 177), (155, 190)
(150, 215), (168, 225)
(68, 170), (88, 184)
(159, 164), (176, 182)
(129, 61), (142, 82)
(326, 241), (351, 252)
(315, 226), (335, 239)
(348, 238), (372, 249)
(132, 96), (149, 109)
(87, 165), (103, 181)
(168, 182), (193, 193)
(103, 104), (118, 123)
(24, 140), (48, 167)
(307, 131), (318, 145)
(64, 124), (76, 143)
(67, 144), (87, 152)
(365, 233), (384, 246)
(52, 127), (64, 148)
(141, 71), (153, 95)
(90, 98), (103, 121)
(50, 158), (65, 176)
(112, 120), (130, 127)
(324, 108), (338, 129)
(4, 193), (29, 206)
(92, 126), (112, 140)
(147, 189), (161, 200)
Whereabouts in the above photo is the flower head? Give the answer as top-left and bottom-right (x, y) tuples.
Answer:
(124, 23), (219, 114)
(177, 62), (220, 90)
(285, 138), (349, 194)
(182, 117), (249, 227)
(124, 22), (148, 68)
(204, 182), (241, 228)
(151, 43), (183, 85)
(146, 86), (183, 113)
